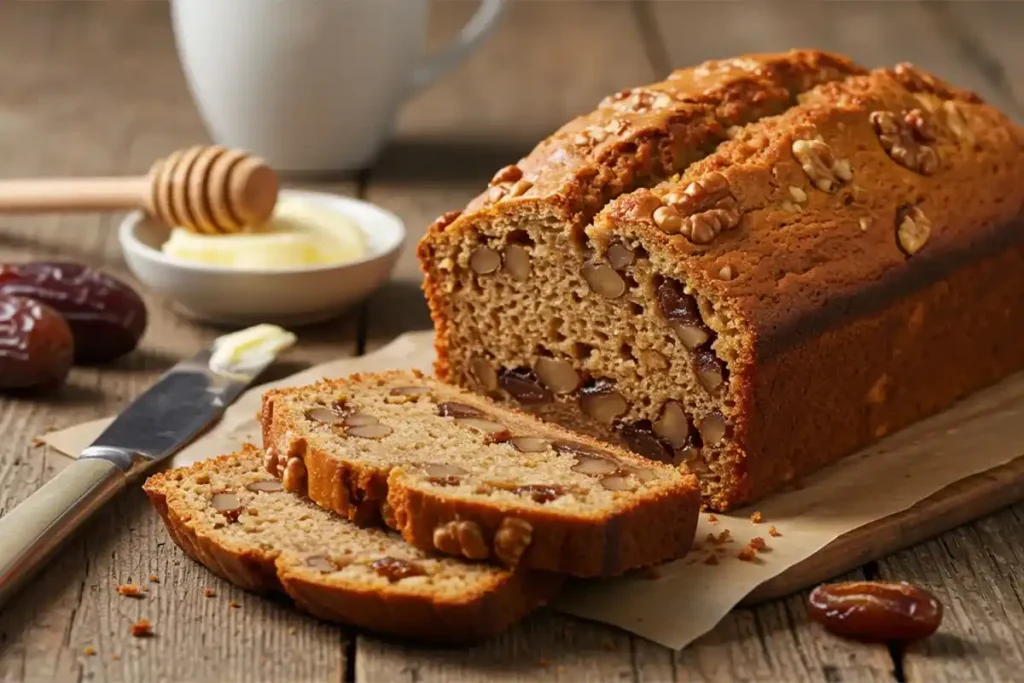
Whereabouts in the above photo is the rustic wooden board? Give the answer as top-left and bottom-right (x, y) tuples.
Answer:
(746, 456), (1024, 605)
(3, 1), (1024, 682)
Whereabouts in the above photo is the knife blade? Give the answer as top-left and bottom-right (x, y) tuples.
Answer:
(0, 324), (295, 608)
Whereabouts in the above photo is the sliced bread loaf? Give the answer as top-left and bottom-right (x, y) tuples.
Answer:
(259, 371), (702, 577)
(143, 445), (562, 642)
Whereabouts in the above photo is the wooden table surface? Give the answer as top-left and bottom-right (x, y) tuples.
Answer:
(1, 1), (1023, 681)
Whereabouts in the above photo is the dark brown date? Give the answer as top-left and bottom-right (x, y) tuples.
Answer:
(0, 294), (74, 390)
(808, 581), (943, 642)
(0, 261), (146, 364)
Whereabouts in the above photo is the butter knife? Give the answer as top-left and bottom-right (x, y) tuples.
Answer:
(0, 325), (295, 608)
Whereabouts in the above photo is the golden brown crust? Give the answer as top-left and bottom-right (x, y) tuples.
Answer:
(418, 50), (865, 383)
(593, 64), (1024, 509)
(387, 470), (701, 577)
(260, 372), (701, 577)
(417, 53), (1024, 512)
(143, 448), (562, 643)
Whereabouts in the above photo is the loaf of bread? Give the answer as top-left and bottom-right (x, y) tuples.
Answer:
(259, 371), (701, 577)
(419, 53), (1024, 510)
(143, 445), (562, 642)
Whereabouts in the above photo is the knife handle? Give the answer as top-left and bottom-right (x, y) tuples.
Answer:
(0, 458), (125, 608)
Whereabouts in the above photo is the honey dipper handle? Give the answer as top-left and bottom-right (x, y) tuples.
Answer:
(0, 176), (151, 214)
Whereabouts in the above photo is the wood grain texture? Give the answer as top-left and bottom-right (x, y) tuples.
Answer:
(2, 1), (1024, 681)
(0, 3), (357, 681)
(646, 0), (1020, 115)
(746, 456), (1024, 605)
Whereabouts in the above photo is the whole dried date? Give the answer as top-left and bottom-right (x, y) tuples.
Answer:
(0, 295), (74, 389)
(0, 262), (147, 363)
(808, 580), (942, 642)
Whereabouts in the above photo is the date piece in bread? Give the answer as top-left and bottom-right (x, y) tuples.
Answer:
(422, 57), (1024, 511)
(259, 371), (701, 577)
(143, 445), (562, 643)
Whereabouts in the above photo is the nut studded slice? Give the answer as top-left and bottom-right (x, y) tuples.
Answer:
(143, 445), (562, 643)
(260, 371), (701, 577)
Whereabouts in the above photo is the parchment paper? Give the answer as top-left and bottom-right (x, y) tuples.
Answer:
(40, 331), (1024, 650)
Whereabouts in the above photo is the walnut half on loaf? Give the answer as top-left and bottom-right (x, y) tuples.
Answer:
(418, 52), (1024, 511)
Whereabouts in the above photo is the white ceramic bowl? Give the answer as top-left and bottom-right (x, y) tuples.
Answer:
(119, 190), (405, 326)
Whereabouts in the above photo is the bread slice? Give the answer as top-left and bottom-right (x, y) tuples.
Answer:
(143, 445), (563, 643)
(259, 371), (701, 577)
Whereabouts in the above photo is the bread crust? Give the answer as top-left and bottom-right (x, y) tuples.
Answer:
(260, 371), (701, 577)
(144, 448), (563, 643)
(418, 54), (1024, 512)
(593, 65), (1024, 508)
(419, 50), (865, 386)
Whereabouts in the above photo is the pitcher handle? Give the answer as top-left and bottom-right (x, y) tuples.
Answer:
(410, 0), (507, 94)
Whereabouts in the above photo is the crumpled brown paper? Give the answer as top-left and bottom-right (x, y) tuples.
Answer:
(40, 331), (1024, 650)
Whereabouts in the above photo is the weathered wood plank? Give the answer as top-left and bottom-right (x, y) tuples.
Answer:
(356, 611), (641, 683)
(886, 503), (1024, 682)
(0, 3), (357, 681)
(934, 0), (1024, 117)
(643, 570), (895, 682)
(360, 0), (660, 351)
(646, 0), (1018, 114)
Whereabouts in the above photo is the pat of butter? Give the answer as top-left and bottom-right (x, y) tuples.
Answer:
(162, 197), (368, 269)
(209, 324), (297, 376)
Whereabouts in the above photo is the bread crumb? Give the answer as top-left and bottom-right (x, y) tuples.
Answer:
(117, 584), (143, 598)
(83, 647), (96, 656)
(737, 546), (757, 562)
(603, 639), (617, 651)
(111, 654), (120, 662)
(751, 511), (764, 524)
(703, 554), (720, 565)
(31, 437), (45, 448)
(149, 575), (160, 583)
(538, 657), (549, 667)
(707, 514), (718, 523)
(289, 627), (298, 635)
(130, 619), (154, 638)
(203, 588), (217, 598)
(769, 526), (782, 537)
(230, 601), (241, 608)
(750, 537), (767, 552)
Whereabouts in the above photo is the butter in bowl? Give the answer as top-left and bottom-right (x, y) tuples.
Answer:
(119, 190), (404, 326)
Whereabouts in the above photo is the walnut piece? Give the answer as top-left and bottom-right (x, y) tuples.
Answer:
(433, 520), (489, 560)
(282, 456), (307, 493)
(659, 172), (740, 244)
(870, 109), (938, 175)
(897, 206), (931, 256)
(941, 101), (975, 145)
(791, 138), (853, 192)
(493, 517), (534, 567)
(490, 165), (522, 186)
(601, 87), (674, 114)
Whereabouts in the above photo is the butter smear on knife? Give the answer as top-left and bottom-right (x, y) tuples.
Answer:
(209, 324), (296, 375)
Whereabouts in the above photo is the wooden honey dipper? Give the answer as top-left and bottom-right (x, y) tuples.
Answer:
(0, 146), (279, 234)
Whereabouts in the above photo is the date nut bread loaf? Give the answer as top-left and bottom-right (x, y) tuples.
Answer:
(143, 445), (562, 642)
(259, 371), (701, 577)
(419, 55), (1024, 511)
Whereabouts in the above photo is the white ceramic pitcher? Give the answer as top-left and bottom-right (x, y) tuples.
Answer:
(171, 0), (506, 173)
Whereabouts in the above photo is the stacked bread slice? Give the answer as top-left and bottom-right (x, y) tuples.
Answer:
(144, 445), (562, 642)
(146, 372), (701, 640)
